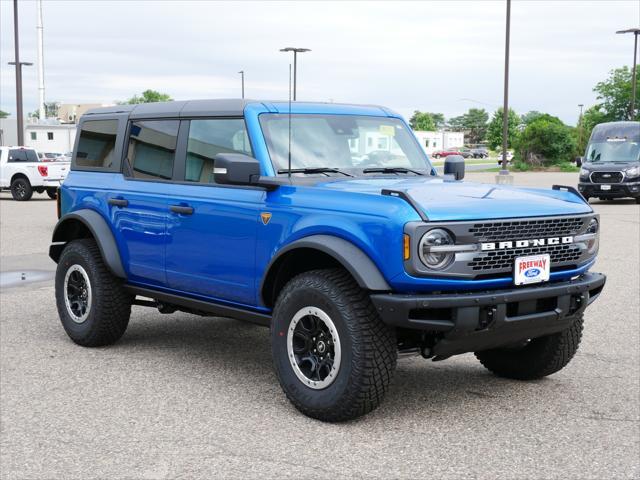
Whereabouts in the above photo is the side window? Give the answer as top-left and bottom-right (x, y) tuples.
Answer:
(185, 119), (252, 184)
(127, 120), (179, 180)
(76, 120), (118, 169)
(47, 132), (54, 140)
(8, 149), (28, 162)
(30, 132), (37, 140)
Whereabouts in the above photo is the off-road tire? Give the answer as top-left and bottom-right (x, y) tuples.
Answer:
(10, 177), (32, 201)
(475, 314), (584, 380)
(271, 269), (397, 422)
(55, 239), (132, 347)
(46, 188), (57, 199)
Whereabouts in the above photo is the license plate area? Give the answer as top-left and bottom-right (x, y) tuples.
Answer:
(600, 184), (611, 190)
(514, 254), (550, 286)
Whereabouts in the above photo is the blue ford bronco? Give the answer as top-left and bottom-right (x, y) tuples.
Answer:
(50, 99), (606, 421)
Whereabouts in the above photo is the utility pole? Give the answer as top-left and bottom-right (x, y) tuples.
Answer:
(8, 0), (33, 145)
(238, 70), (245, 99)
(496, 0), (513, 184)
(280, 47), (311, 101)
(36, 0), (45, 120)
(616, 28), (639, 119)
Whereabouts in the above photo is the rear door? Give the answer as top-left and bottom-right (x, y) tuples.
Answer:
(164, 118), (263, 306)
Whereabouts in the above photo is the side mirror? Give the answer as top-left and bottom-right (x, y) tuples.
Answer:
(575, 156), (583, 167)
(213, 153), (261, 186)
(444, 154), (465, 180)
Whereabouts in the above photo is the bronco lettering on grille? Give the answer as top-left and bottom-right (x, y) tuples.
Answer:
(481, 236), (574, 251)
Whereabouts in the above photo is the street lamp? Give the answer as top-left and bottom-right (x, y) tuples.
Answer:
(9, 0), (33, 146)
(616, 28), (639, 119)
(238, 70), (245, 99)
(279, 47), (311, 101)
(577, 104), (584, 151)
(499, 0), (512, 178)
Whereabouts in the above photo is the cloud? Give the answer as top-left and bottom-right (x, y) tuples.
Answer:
(1, 0), (637, 124)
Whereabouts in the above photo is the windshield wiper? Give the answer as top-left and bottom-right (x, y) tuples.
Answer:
(277, 168), (353, 177)
(362, 167), (424, 176)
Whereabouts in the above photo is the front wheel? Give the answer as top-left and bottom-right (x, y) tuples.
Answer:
(55, 239), (132, 347)
(10, 177), (32, 201)
(475, 314), (584, 380)
(46, 188), (57, 199)
(271, 269), (397, 422)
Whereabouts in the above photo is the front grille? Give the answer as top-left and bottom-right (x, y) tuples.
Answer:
(590, 171), (623, 183)
(468, 243), (582, 271)
(468, 217), (584, 242)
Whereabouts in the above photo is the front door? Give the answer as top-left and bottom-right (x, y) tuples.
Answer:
(164, 118), (263, 306)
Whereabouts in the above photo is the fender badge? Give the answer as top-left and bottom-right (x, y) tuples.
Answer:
(260, 212), (272, 225)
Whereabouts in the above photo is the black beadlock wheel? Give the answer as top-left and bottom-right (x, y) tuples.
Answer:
(271, 269), (397, 422)
(475, 314), (584, 380)
(10, 177), (32, 201)
(55, 239), (132, 347)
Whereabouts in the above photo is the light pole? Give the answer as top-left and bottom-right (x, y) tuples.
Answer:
(9, 0), (33, 145)
(499, 0), (512, 176)
(238, 70), (245, 99)
(577, 104), (584, 151)
(279, 47), (311, 101)
(616, 28), (639, 119)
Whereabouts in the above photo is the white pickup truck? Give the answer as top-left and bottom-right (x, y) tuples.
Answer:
(0, 146), (70, 201)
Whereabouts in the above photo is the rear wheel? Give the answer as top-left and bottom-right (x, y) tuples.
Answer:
(46, 188), (57, 199)
(10, 177), (32, 201)
(475, 314), (584, 380)
(271, 269), (397, 422)
(55, 239), (132, 347)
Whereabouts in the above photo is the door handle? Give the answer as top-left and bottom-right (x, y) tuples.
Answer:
(108, 198), (128, 207)
(170, 205), (194, 215)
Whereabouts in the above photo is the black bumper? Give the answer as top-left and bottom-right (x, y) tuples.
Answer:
(370, 272), (606, 358)
(578, 181), (640, 198)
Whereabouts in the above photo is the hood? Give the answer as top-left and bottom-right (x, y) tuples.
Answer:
(583, 161), (639, 171)
(315, 177), (592, 221)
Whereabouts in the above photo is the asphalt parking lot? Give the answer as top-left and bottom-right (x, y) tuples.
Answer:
(1, 172), (638, 479)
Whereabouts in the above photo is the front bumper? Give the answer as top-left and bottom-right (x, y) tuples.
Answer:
(370, 272), (606, 357)
(578, 181), (640, 198)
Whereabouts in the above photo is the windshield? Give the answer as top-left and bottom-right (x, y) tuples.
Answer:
(585, 139), (640, 163)
(259, 114), (432, 174)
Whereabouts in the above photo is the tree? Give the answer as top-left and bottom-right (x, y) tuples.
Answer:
(486, 108), (520, 150)
(593, 66), (640, 121)
(576, 105), (607, 154)
(28, 102), (60, 119)
(446, 108), (489, 144)
(123, 89), (173, 105)
(515, 118), (576, 166)
(409, 111), (445, 131)
(0, 110), (9, 119)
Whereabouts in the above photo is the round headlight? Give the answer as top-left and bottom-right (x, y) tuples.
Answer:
(586, 217), (599, 234)
(625, 166), (640, 178)
(419, 229), (455, 270)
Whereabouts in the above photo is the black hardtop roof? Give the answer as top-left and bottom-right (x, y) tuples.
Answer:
(82, 98), (393, 120)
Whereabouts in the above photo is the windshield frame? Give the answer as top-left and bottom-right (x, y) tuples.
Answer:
(584, 140), (640, 164)
(257, 113), (435, 177)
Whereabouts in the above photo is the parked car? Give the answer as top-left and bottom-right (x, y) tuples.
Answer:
(470, 148), (489, 158)
(497, 150), (514, 164)
(49, 99), (605, 422)
(432, 149), (465, 159)
(457, 148), (474, 159)
(0, 146), (70, 200)
(577, 121), (640, 203)
(38, 152), (65, 162)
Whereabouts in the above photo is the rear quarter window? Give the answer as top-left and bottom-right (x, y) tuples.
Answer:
(75, 119), (119, 170)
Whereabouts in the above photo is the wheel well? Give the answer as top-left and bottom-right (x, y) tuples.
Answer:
(10, 173), (30, 185)
(262, 248), (346, 308)
(50, 219), (94, 262)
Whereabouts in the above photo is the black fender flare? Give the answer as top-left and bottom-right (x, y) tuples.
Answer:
(261, 235), (391, 305)
(49, 209), (126, 279)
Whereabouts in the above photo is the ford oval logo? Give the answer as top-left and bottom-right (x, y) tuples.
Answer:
(524, 268), (541, 278)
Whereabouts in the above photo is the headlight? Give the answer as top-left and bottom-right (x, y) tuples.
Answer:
(625, 166), (640, 178)
(585, 218), (599, 254)
(586, 217), (599, 234)
(419, 229), (455, 270)
(579, 167), (590, 177)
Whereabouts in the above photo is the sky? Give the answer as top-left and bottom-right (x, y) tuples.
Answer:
(1, 0), (638, 126)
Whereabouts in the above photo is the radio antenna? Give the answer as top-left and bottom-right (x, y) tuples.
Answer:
(287, 63), (292, 178)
